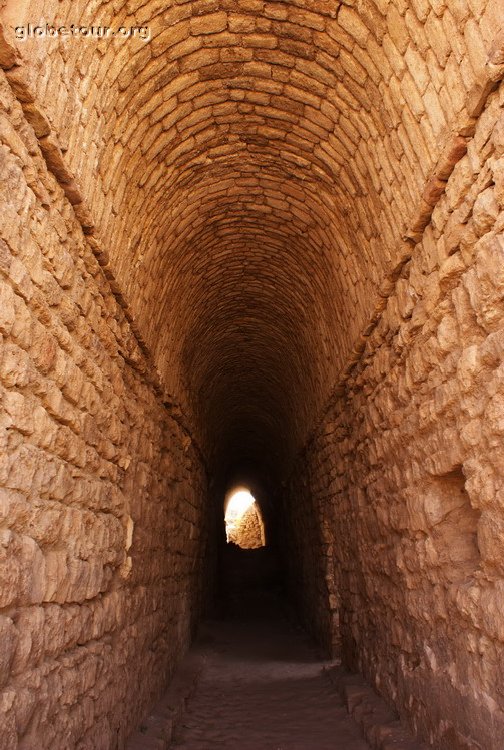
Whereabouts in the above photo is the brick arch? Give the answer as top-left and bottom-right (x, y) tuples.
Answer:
(6, 0), (502, 477)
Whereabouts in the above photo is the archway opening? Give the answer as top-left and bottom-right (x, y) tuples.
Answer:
(224, 487), (266, 550)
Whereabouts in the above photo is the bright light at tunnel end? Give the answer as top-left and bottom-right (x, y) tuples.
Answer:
(226, 488), (256, 517)
(224, 487), (265, 548)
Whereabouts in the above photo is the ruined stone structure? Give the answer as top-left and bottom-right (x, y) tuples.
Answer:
(226, 501), (265, 548)
(0, 0), (503, 748)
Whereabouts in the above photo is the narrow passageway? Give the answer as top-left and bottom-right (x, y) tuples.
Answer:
(171, 547), (370, 750)
(1, 1), (504, 748)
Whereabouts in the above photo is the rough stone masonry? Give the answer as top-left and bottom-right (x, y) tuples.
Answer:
(0, 0), (503, 748)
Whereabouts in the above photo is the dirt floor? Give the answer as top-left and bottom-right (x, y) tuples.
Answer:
(170, 547), (370, 750)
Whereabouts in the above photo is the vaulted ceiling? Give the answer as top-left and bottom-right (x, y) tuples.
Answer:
(5, 0), (499, 479)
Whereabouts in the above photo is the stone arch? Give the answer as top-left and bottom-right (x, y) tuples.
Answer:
(1, 2), (504, 748)
(224, 486), (266, 549)
(4, 0), (502, 483)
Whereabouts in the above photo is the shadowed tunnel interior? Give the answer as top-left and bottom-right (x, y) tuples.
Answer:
(3, 0), (444, 480)
(1, 0), (504, 748)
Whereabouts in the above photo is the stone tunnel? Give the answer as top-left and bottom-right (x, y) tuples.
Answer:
(0, 0), (504, 747)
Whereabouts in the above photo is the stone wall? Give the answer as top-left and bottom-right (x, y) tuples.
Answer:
(0, 69), (212, 750)
(281, 437), (341, 656)
(1, 2), (504, 748)
(285, 83), (504, 750)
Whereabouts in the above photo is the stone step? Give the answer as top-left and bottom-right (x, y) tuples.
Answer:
(325, 667), (430, 750)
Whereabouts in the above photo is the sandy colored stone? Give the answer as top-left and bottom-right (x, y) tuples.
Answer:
(0, 1), (503, 749)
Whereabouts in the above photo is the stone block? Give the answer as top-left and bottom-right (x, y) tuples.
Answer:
(190, 12), (228, 36)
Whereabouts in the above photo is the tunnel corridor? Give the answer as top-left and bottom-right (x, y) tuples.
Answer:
(1, 0), (504, 748)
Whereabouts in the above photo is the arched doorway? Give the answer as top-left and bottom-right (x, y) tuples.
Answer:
(224, 487), (266, 549)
